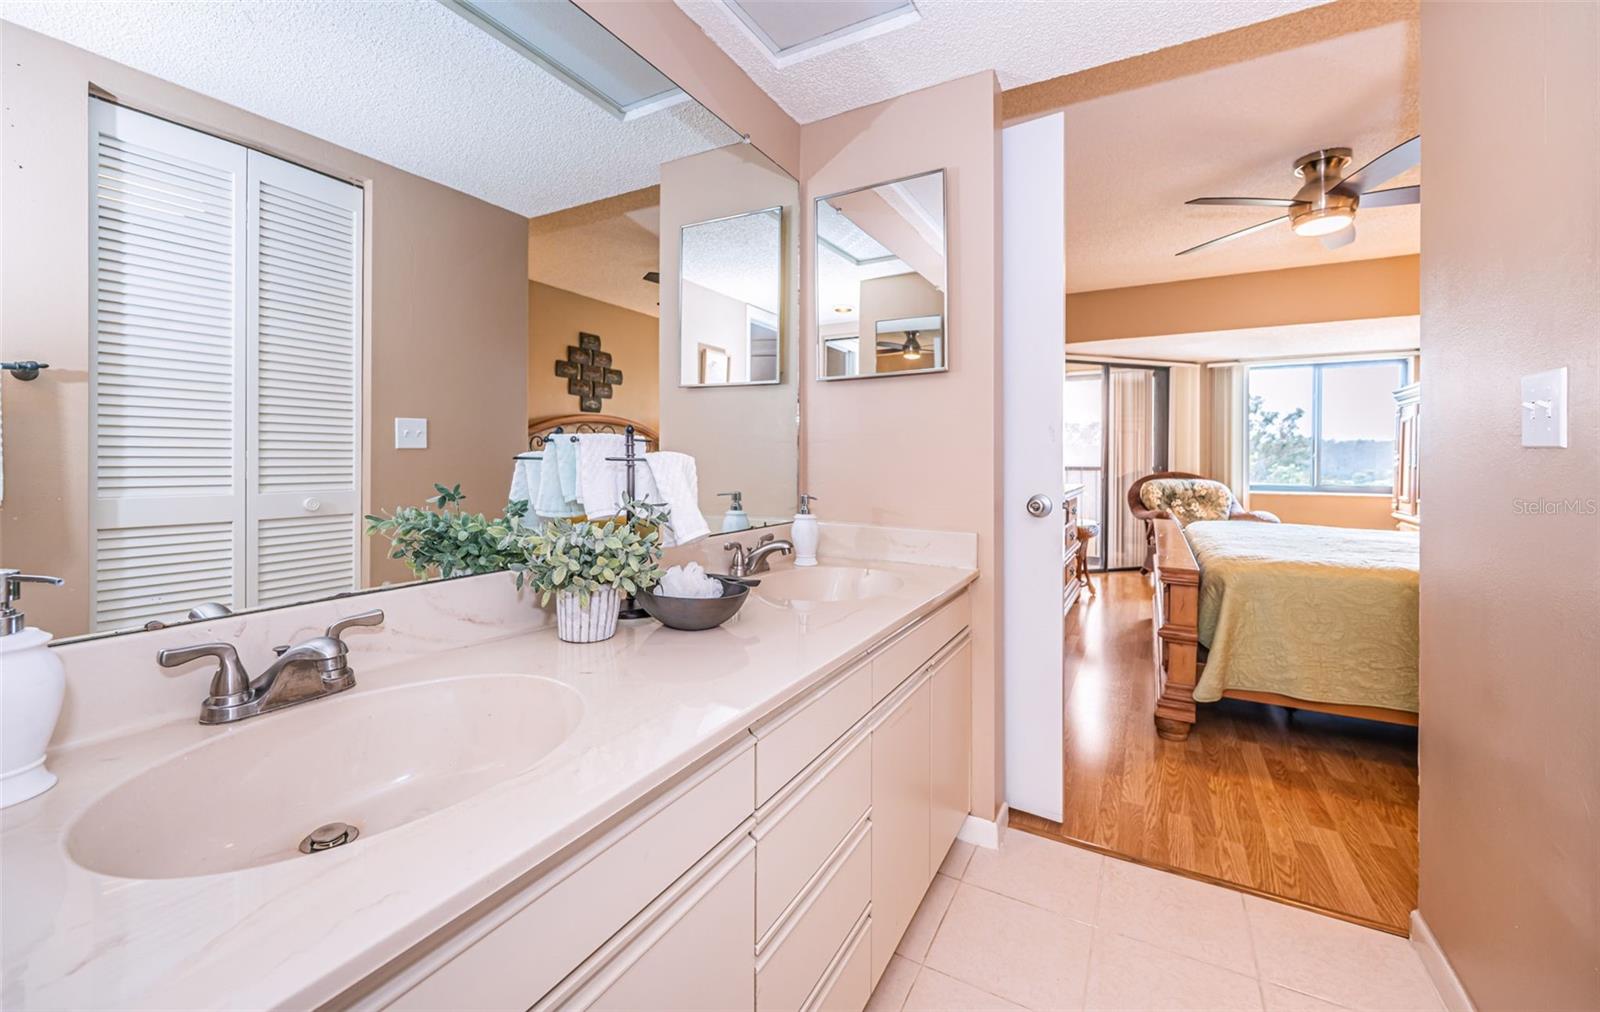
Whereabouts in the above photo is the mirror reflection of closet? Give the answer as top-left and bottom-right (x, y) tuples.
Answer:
(678, 207), (783, 387)
(815, 169), (947, 380)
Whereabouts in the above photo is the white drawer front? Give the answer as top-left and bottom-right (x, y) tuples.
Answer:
(385, 742), (756, 1012)
(755, 729), (871, 944)
(805, 911), (871, 1012)
(756, 817), (872, 1012)
(753, 659), (871, 805)
(870, 593), (970, 703)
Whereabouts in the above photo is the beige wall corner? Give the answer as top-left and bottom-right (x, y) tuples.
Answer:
(1418, 3), (1600, 1010)
(799, 72), (1006, 822)
(572, 0), (801, 177)
(1410, 911), (1476, 1012)
(529, 282), (660, 430)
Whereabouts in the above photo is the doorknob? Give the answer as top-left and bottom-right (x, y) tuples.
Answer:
(1025, 494), (1054, 518)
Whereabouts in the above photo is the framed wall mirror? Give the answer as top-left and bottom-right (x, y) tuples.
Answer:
(679, 207), (783, 386)
(815, 169), (947, 380)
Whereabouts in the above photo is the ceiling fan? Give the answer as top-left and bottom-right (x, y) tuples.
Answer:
(876, 330), (928, 361)
(1176, 135), (1420, 256)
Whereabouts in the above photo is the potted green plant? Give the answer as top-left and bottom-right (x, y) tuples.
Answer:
(364, 484), (527, 581)
(506, 498), (665, 643)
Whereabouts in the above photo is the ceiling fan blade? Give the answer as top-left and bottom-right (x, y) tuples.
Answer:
(1358, 184), (1420, 208)
(1320, 224), (1357, 251)
(1339, 135), (1420, 194)
(1175, 215), (1287, 256)
(1186, 197), (1304, 207)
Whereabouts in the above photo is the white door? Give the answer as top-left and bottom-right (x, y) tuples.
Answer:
(245, 150), (362, 608)
(1000, 113), (1067, 822)
(88, 98), (249, 631)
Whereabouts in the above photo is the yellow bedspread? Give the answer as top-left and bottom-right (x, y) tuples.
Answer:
(1185, 520), (1419, 711)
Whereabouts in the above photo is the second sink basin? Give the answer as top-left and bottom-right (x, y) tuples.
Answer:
(755, 566), (904, 606)
(67, 674), (583, 879)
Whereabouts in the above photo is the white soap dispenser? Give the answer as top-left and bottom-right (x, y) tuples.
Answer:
(792, 493), (820, 567)
(718, 491), (752, 533)
(0, 570), (67, 809)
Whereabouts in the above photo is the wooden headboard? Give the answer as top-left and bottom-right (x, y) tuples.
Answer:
(527, 413), (659, 450)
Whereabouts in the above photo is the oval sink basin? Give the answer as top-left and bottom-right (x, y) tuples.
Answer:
(68, 674), (583, 879)
(756, 566), (904, 606)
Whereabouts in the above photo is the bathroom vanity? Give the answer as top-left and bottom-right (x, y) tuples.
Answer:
(0, 536), (977, 1011)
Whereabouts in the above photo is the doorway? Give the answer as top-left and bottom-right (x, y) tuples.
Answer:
(1063, 361), (1169, 571)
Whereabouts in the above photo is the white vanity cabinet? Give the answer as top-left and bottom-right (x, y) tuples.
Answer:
(359, 590), (972, 1012)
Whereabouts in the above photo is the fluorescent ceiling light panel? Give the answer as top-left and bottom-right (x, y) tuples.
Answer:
(723, 0), (920, 67)
(441, 0), (687, 119)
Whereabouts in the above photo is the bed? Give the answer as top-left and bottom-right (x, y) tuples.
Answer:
(1148, 516), (1419, 741)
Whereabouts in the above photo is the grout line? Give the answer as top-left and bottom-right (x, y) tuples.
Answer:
(953, 873), (1099, 930)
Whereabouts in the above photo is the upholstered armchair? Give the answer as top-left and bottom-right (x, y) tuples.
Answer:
(1127, 471), (1280, 573)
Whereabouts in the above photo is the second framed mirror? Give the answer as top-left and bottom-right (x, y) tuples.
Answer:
(679, 206), (783, 387)
(815, 168), (947, 380)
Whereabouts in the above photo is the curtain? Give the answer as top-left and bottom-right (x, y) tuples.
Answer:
(1106, 368), (1155, 569)
(1206, 364), (1249, 507)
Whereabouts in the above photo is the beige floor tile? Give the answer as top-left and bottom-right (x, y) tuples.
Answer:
(962, 828), (1102, 921)
(1261, 983), (1350, 1011)
(903, 967), (1025, 1011)
(938, 839), (976, 879)
(898, 873), (960, 961)
(1084, 931), (1263, 1011)
(867, 955), (921, 1012)
(1095, 858), (1256, 976)
(1245, 898), (1442, 1011)
(924, 882), (1093, 1011)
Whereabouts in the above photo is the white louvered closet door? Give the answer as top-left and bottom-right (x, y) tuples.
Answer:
(89, 99), (248, 632)
(245, 150), (362, 609)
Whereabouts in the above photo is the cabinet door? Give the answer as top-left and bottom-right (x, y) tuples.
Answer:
(929, 641), (972, 873)
(869, 677), (932, 985)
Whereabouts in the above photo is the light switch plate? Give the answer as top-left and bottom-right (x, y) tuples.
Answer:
(1520, 368), (1567, 448)
(394, 417), (428, 450)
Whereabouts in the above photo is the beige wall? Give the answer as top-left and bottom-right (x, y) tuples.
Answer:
(1066, 256), (1420, 344)
(1247, 493), (1393, 530)
(1418, 3), (1599, 1008)
(0, 25), (528, 634)
(529, 282), (659, 430)
(658, 144), (800, 524)
(800, 72), (1006, 820)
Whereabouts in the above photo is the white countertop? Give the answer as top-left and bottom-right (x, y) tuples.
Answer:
(1, 558), (976, 1011)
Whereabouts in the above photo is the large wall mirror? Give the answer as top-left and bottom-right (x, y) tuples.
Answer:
(815, 169), (947, 380)
(0, 1), (799, 643)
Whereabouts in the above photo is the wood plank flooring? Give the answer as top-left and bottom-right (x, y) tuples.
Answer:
(1014, 570), (1419, 934)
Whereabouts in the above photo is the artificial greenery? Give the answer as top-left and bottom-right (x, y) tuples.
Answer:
(505, 496), (666, 606)
(364, 484), (528, 580)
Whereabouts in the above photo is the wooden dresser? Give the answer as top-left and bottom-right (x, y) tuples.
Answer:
(1063, 484), (1085, 613)
(1392, 382), (1421, 532)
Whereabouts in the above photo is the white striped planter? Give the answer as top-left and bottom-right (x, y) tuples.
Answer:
(554, 587), (621, 643)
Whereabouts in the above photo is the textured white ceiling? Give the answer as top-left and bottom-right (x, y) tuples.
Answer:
(675, 0), (1331, 123)
(1067, 315), (1419, 363)
(1065, 20), (1420, 292)
(529, 195), (663, 317)
(683, 211), (783, 313)
(2, 0), (739, 217)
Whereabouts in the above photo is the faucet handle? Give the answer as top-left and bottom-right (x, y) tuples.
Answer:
(326, 608), (384, 642)
(158, 642), (251, 706)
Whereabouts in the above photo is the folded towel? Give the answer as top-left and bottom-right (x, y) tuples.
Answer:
(536, 439), (583, 518)
(576, 433), (630, 519)
(657, 562), (723, 599)
(644, 451), (711, 546)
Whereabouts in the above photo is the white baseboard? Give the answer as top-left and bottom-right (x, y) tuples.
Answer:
(1411, 910), (1475, 1012)
(957, 804), (1010, 850)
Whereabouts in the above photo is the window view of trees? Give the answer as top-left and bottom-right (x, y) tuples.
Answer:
(1247, 360), (1405, 492)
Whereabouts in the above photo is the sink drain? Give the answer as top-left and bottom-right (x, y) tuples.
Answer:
(299, 821), (360, 854)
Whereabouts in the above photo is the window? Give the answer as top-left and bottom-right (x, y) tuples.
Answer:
(1247, 359), (1407, 493)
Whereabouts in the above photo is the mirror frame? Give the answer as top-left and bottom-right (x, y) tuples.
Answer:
(677, 205), (785, 389)
(813, 169), (949, 383)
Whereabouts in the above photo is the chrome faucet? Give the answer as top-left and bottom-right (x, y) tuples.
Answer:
(724, 534), (793, 578)
(158, 609), (384, 724)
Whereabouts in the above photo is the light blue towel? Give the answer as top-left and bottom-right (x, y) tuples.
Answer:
(536, 440), (583, 518)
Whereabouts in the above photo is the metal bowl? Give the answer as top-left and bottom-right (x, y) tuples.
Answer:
(636, 577), (751, 631)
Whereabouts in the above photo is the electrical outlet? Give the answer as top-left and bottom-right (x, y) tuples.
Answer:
(394, 417), (428, 450)
(1520, 369), (1567, 448)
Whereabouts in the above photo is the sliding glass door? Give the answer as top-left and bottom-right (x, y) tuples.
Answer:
(1064, 362), (1169, 571)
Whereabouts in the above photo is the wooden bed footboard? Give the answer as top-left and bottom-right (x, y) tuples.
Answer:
(1149, 518), (1201, 740)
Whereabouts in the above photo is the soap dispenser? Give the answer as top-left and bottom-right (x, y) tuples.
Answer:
(792, 493), (820, 567)
(718, 491), (751, 533)
(0, 570), (66, 809)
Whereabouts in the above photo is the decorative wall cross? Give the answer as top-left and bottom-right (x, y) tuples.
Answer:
(553, 332), (624, 413)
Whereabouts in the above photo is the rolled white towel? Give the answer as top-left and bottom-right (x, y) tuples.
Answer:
(656, 562), (723, 599)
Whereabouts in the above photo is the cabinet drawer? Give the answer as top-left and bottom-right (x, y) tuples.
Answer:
(804, 911), (871, 1012)
(870, 593), (970, 703)
(383, 740), (756, 1012)
(756, 816), (872, 1012)
(753, 659), (871, 806)
(754, 728), (871, 945)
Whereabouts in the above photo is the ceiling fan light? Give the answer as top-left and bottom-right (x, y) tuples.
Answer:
(1292, 209), (1354, 237)
(831, 304), (854, 314)
(903, 347), (922, 361)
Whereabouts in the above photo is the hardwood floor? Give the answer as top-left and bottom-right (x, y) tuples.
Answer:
(1015, 570), (1419, 934)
